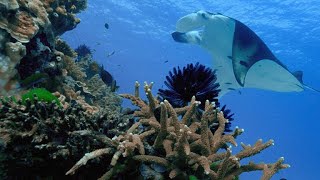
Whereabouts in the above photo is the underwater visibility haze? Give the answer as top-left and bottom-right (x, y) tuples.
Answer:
(0, 0), (320, 179)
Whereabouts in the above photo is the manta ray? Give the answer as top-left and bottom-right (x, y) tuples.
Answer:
(172, 10), (309, 97)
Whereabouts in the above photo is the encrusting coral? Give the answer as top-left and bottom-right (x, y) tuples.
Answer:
(66, 81), (289, 180)
(0, 88), (133, 179)
(0, 0), (87, 95)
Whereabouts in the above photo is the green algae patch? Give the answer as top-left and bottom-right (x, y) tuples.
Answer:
(21, 88), (61, 107)
(189, 175), (198, 180)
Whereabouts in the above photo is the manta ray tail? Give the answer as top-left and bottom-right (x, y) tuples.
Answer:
(292, 71), (320, 93)
(303, 84), (320, 93)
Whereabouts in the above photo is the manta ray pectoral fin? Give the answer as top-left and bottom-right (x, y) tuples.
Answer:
(292, 71), (303, 83)
(172, 31), (202, 45)
(232, 59), (251, 87)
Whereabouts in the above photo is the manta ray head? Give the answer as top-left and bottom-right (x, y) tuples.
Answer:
(175, 10), (220, 32)
(173, 11), (230, 46)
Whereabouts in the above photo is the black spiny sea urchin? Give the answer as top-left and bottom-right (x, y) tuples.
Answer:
(158, 62), (235, 133)
(158, 62), (220, 109)
(74, 44), (92, 61)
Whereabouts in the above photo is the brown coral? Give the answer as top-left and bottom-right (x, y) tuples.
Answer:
(0, 87), (130, 178)
(0, 10), (39, 43)
(55, 38), (77, 58)
(66, 82), (289, 180)
(0, 0), (87, 95)
(0, 0), (86, 42)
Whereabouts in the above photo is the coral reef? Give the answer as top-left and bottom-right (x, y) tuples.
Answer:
(0, 0), (87, 95)
(66, 82), (289, 179)
(0, 1), (289, 179)
(60, 55), (120, 108)
(0, 88), (133, 178)
(55, 38), (77, 58)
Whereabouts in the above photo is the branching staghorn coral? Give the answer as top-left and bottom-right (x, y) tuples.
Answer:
(66, 81), (289, 180)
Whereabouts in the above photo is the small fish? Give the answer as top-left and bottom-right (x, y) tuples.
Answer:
(280, 178), (287, 180)
(107, 51), (115, 58)
(104, 23), (109, 29)
(19, 73), (49, 89)
(110, 80), (119, 92)
(225, 82), (232, 85)
(99, 65), (119, 92)
(227, 88), (236, 91)
(164, 60), (168, 63)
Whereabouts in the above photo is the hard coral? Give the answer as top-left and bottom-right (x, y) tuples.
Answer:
(0, 0), (86, 95)
(0, 0), (52, 43)
(0, 90), (130, 178)
(55, 38), (77, 58)
(67, 82), (289, 180)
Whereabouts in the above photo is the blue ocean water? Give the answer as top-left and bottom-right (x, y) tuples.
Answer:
(63, 1), (320, 179)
